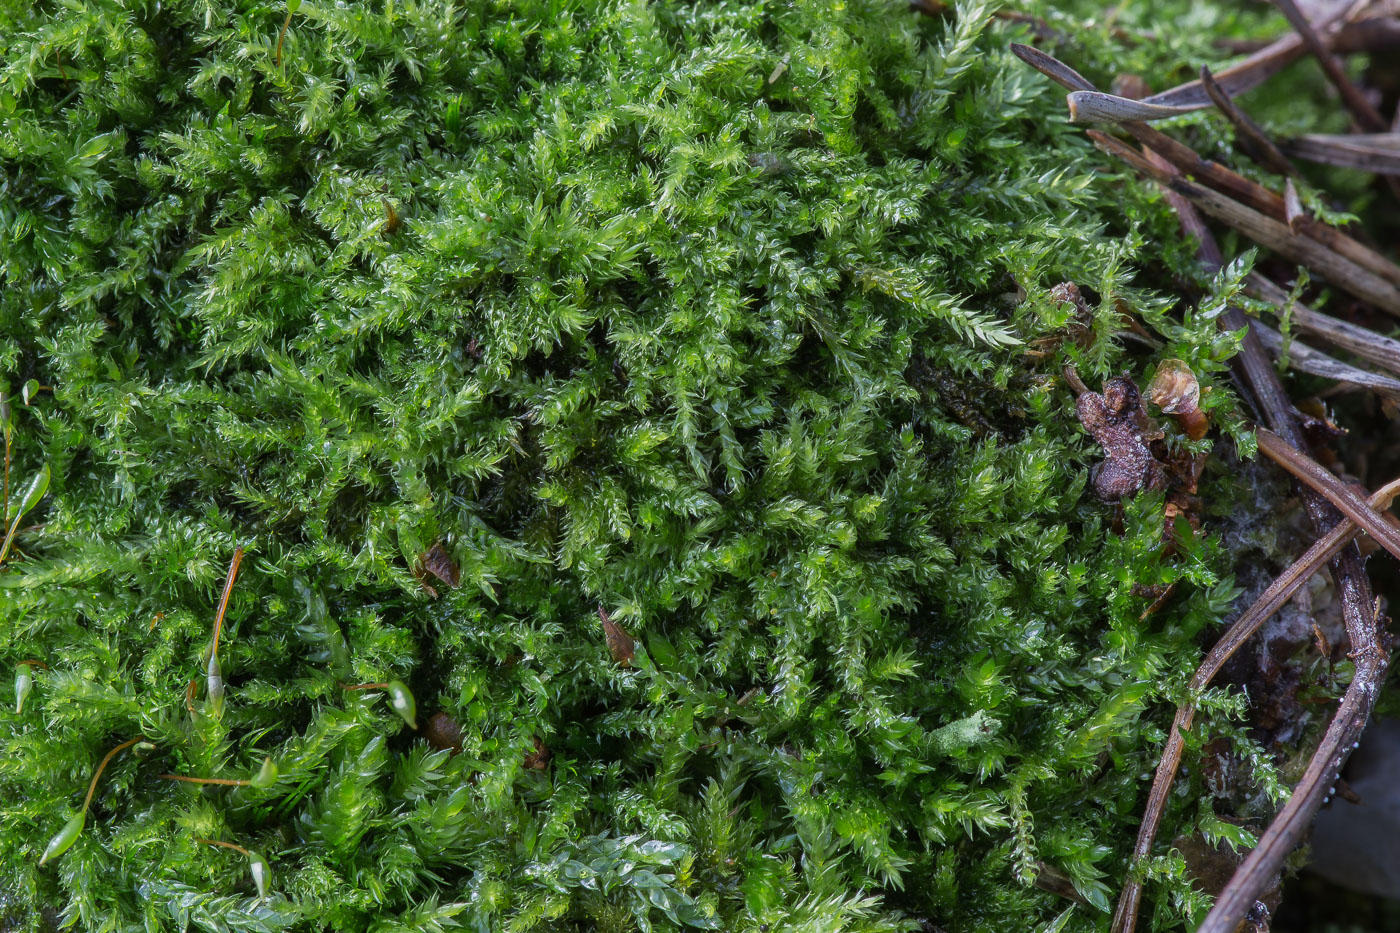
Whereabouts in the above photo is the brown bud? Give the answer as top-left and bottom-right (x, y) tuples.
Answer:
(523, 736), (550, 770)
(423, 712), (464, 753)
(1146, 360), (1208, 440)
(1112, 74), (1152, 100)
(599, 606), (635, 666)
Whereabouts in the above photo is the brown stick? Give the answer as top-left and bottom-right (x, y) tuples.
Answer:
(1109, 143), (1380, 933)
(1122, 475), (1400, 933)
(1282, 133), (1400, 174)
(1200, 65), (1297, 177)
(1246, 272), (1400, 377)
(1273, 0), (1388, 132)
(1064, 0), (1358, 123)
(1217, 19), (1400, 56)
(1257, 430), (1400, 560)
(1251, 322), (1400, 401)
(1198, 627), (1386, 933)
(1012, 44), (1400, 290)
(1086, 131), (1400, 314)
(1065, 4), (1351, 119)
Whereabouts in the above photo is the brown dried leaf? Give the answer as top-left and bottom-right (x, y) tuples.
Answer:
(418, 541), (460, 590)
(599, 606), (635, 666)
(523, 736), (550, 770)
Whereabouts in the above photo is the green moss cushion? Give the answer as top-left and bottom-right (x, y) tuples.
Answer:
(0, 0), (1301, 929)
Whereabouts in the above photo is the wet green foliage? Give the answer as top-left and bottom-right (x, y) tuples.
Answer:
(0, 0), (1327, 930)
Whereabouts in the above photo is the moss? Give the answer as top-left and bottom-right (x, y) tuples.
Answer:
(0, 0), (1336, 930)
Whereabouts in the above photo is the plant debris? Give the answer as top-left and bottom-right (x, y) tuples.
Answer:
(599, 606), (635, 667)
(1072, 372), (1166, 501)
(416, 541), (460, 596)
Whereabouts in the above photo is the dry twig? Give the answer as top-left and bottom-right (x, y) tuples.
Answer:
(1061, 1), (1356, 123)
(1273, 0), (1388, 132)
(1216, 18), (1400, 55)
(1104, 148), (1380, 933)
(1086, 130), (1400, 315)
(1196, 432), (1390, 933)
(1257, 429), (1400, 558)
(1012, 34), (1390, 933)
(1251, 322), (1400, 401)
(1245, 272), (1400, 377)
(1011, 44), (1400, 291)
(1282, 133), (1400, 174)
(1121, 474), (1400, 933)
(1200, 65), (1297, 176)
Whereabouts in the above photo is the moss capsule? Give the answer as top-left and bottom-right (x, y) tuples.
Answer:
(386, 680), (416, 729)
(1146, 359), (1208, 440)
(39, 812), (84, 866)
(15, 663), (32, 714)
(205, 653), (225, 719)
(249, 850), (271, 898)
(251, 756), (278, 789)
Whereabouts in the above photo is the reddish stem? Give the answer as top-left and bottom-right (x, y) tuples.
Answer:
(82, 737), (143, 814)
(209, 546), (244, 671)
(196, 837), (251, 858)
(160, 773), (251, 787)
(275, 10), (292, 67)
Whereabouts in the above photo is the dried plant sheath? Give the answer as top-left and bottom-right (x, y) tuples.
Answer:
(1282, 133), (1400, 173)
(1011, 43), (1094, 93)
(1283, 178), (1307, 230)
(1253, 323), (1400, 400)
(1246, 273), (1400, 377)
(1067, 92), (1199, 123)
